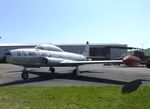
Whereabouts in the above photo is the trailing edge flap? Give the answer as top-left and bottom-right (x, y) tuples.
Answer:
(61, 60), (123, 66)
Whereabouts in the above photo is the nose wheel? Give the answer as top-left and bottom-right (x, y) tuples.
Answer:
(21, 68), (29, 80)
(21, 71), (29, 80)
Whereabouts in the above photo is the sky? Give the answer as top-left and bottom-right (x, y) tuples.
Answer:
(0, 0), (150, 48)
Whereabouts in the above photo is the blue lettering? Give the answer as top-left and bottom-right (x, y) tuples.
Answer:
(17, 51), (21, 56)
(29, 51), (36, 56)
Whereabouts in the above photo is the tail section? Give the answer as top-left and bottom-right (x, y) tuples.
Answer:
(83, 41), (91, 61)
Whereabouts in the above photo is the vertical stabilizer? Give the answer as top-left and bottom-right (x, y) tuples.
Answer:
(83, 41), (91, 60)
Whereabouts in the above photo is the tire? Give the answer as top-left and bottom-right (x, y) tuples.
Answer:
(50, 68), (55, 73)
(72, 69), (77, 76)
(146, 64), (150, 68)
(21, 71), (29, 80)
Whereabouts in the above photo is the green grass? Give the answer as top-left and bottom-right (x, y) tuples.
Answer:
(0, 86), (150, 109)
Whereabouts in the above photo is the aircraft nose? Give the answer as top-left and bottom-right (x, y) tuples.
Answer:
(0, 56), (6, 63)
(0, 51), (12, 63)
(5, 51), (12, 56)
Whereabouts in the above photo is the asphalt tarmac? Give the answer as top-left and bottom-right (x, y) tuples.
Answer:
(0, 64), (150, 86)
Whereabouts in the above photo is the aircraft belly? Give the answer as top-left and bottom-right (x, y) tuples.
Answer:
(5, 56), (66, 67)
(6, 56), (48, 67)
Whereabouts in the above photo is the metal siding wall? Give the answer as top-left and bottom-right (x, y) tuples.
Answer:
(110, 48), (127, 59)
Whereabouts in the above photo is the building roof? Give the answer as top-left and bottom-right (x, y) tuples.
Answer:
(0, 43), (127, 47)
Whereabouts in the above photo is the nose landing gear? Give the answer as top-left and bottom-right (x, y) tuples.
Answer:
(21, 68), (29, 80)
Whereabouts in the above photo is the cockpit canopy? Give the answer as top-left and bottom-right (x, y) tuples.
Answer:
(35, 44), (64, 52)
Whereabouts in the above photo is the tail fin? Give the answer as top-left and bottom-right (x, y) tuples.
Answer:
(83, 41), (91, 60)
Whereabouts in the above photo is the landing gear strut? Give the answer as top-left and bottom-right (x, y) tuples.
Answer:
(72, 66), (80, 76)
(21, 68), (29, 80)
(49, 67), (55, 73)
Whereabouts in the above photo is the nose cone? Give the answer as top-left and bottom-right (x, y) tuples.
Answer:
(0, 51), (12, 63)
(5, 51), (12, 56)
(0, 56), (6, 63)
(123, 55), (141, 67)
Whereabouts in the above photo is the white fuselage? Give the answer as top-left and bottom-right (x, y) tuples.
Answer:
(6, 48), (86, 67)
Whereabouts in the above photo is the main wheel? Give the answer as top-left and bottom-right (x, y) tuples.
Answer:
(21, 71), (29, 80)
(146, 64), (150, 68)
(72, 69), (77, 76)
(50, 67), (55, 73)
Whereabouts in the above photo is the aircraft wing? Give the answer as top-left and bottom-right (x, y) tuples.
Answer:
(60, 60), (123, 66)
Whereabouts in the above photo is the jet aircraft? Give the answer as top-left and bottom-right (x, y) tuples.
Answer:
(1, 42), (140, 80)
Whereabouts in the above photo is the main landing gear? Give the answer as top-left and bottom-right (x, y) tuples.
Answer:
(20, 66), (80, 80)
(49, 66), (80, 76)
(21, 68), (29, 80)
(49, 67), (55, 73)
(72, 66), (80, 76)
(146, 63), (150, 68)
(146, 60), (150, 68)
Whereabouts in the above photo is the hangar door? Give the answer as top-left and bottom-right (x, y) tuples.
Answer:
(90, 47), (110, 60)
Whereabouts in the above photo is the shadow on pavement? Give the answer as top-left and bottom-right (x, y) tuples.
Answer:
(0, 71), (147, 94)
(0, 71), (127, 86)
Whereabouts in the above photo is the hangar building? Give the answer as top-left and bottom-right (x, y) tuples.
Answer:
(0, 43), (127, 60)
